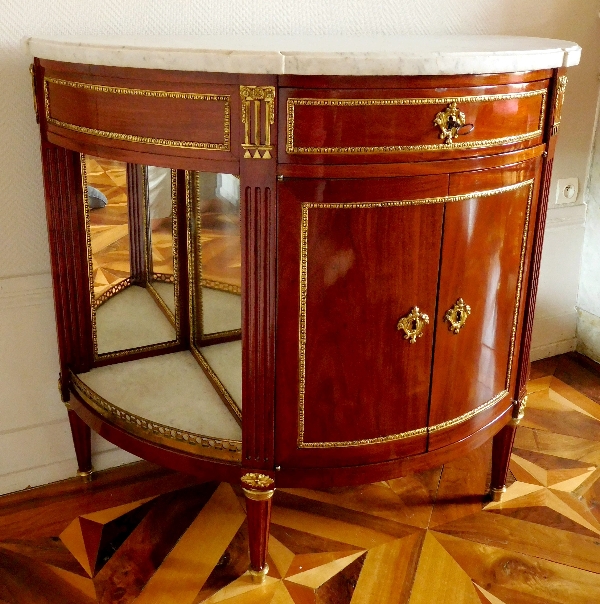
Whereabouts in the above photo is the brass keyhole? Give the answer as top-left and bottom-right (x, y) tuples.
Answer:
(444, 298), (471, 334)
(448, 115), (461, 129)
(397, 307), (430, 344)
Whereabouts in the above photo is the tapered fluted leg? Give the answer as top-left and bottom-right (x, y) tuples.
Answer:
(67, 407), (93, 482)
(490, 423), (517, 501)
(241, 473), (275, 583)
(489, 396), (527, 501)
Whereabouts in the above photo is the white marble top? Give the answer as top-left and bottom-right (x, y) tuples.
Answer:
(24, 35), (581, 76)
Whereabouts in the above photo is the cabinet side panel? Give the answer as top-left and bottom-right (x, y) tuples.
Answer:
(41, 143), (94, 383)
(514, 68), (566, 398)
(515, 156), (553, 396)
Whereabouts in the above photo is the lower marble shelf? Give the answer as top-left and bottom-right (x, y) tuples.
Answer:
(72, 348), (242, 462)
(95, 284), (176, 355)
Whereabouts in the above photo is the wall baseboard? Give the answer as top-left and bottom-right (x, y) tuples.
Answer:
(0, 273), (140, 497)
(576, 308), (600, 364)
(0, 416), (140, 497)
(0, 273), (53, 310)
(531, 310), (578, 350)
(530, 338), (577, 361)
(0, 442), (140, 498)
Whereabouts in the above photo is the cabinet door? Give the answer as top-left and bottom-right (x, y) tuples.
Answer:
(275, 175), (447, 468)
(428, 159), (541, 450)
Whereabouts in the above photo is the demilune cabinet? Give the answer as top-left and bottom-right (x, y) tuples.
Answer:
(26, 35), (578, 580)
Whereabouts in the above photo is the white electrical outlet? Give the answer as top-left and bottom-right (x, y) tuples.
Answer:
(556, 177), (579, 205)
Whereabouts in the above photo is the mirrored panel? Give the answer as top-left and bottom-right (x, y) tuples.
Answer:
(146, 166), (177, 320)
(82, 155), (178, 357)
(197, 341), (242, 412)
(191, 172), (242, 340)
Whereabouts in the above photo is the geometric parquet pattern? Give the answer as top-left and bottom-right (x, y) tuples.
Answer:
(85, 156), (132, 299)
(199, 197), (241, 291)
(85, 156), (175, 300)
(1, 353), (600, 603)
(86, 156), (240, 299)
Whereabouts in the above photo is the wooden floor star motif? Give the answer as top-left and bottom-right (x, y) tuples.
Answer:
(85, 156), (240, 302)
(1, 355), (599, 603)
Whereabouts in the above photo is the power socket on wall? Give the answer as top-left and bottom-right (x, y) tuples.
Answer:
(556, 177), (579, 205)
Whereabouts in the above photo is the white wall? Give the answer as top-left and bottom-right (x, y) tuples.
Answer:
(1, 0), (599, 495)
(528, 4), (600, 360)
(576, 116), (600, 364)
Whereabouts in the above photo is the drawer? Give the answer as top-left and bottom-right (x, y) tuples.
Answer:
(279, 81), (549, 164)
(40, 61), (240, 165)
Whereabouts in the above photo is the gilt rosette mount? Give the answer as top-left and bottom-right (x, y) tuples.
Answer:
(241, 473), (275, 500)
(444, 298), (472, 334)
(397, 307), (430, 344)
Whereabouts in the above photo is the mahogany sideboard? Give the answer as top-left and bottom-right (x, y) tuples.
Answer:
(26, 35), (581, 580)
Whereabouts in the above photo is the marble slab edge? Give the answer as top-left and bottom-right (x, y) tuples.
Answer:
(23, 36), (581, 76)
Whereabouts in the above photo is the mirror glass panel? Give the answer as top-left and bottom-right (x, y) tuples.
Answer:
(192, 172), (241, 338)
(83, 155), (178, 357)
(190, 171), (242, 414)
(198, 341), (243, 410)
(146, 166), (177, 319)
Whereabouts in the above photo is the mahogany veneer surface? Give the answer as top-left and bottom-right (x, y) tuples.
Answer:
(31, 55), (575, 583)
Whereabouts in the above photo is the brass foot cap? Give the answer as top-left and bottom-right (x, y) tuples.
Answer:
(77, 468), (94, 483)
(490, 486), (507, 502)
(248, 563), (269, 583)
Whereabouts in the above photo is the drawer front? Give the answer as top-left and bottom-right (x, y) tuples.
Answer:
(40, 62), (240, 165)
(280, 82), (549, 164)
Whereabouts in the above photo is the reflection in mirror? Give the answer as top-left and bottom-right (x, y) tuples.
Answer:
(82, 155), (178, 357)
(146, 166), (177, 320)
(189, 171), (242, 419)
(192, 172), (241, 339)
(198, 341), (242, 410)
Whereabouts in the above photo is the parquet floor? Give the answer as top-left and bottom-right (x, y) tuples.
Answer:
(1, 353), (599, 603)
(85, 157), (174, 300)
(85, 157), (241, 298)
(85, 156), (132, 299)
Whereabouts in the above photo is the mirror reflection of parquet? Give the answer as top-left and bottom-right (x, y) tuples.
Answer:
(1, 353), (600, 603)
(85, 156), (132, 299)
(86, 157), (176, 299)
(200, 206), (241, 291)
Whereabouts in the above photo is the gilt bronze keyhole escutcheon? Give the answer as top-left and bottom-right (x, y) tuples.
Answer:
(444, 298), (471, 334)
(397, 307), (430, 343)
(434, 102), (474, 144)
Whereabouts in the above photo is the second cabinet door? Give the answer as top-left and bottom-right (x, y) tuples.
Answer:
(275, 175), (447, 468)
(428, 158), (542, 450)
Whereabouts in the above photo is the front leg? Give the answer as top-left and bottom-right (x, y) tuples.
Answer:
(66, 404), (93, 482)
(489, 396), (527, 501)
(241, 473), (275, 583)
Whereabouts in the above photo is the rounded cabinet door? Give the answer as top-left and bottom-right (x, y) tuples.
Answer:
(428, 157), (542, 450)
(275, 175), (447, 468)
